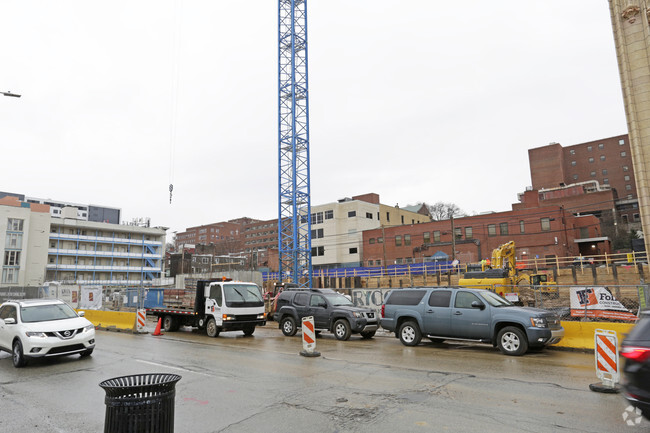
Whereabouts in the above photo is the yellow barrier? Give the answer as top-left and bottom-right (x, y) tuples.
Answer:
(76, 309), (136, 332)
(555, 321), (634, 350)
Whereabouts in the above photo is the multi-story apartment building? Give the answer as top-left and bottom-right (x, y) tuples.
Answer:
(311, 193), (431, 269)
(1, 195), (167, 286)
(175, 219), (253, 253)
(0, 196), (51, 286)
(0, 191), (122, 224)
(45, 206), (166, 284)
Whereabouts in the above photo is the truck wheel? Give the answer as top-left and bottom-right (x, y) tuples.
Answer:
(360, 331), (376, 339)
(163, 315), (176, 332)
(243, 325), (255, 336)
(334, 319), (351, 341)
(497, 326), (528, 356)
(281, 316), (297, 336)
(399, 321), (422, 346)
(206, 318), (220, 338)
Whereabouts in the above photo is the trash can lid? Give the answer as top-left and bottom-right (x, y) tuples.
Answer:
(99, 373), (181, 397)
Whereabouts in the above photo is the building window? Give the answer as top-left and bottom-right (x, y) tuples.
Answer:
(311, 228), (324, 239)
(404, 234), (411, 246)
(423, 232), (430, 244)
(465, 227), (473, 239)
(7, 219), (24, 232)
(396, 258), (403, 264)
(590, 171), (596, 177)
(628, 194), (633, 199)
(622, 215), (629, 224)
(602, 169), (608, 175)
(454, 228), (462, 239)
(626, 184), (632, 190)
(369, 238), (375, 244)
(405, 257), (413, 264)
(395, 235), (402, 246)
(349, 247), (358, 254)
(598, 143), (604, 149)
(311, 246), (325, 257)
(5, 233), (23, 249)
(4, 251), (21, 266)
(600, 155), (606, 161)
(619, 139), (625, 145)
(634, 213), (640, 222)
(603, 178), (609, 184)
(623, 165), (629, 172)
(386, 212), (390, 222)
(625, 175), (630, 181)
(377, 237), (383, 243)
(433, 231), (441, 242)
(572, 174), (578, 180)
(376, 259), (381, 266)
(325, 210), (333, 220)
(571, 161), (576, 166)
(519, 220), (525, 233)
(311, 212), (324, 224)
(347, 211), (356, 218)
(499, 223), (508, 235)
(401, 215), (404, 224)
(487, 224), (496, 236)
(541, 218), (551, 232)
(1, 268), (18, 284)
(366, 212), (373, 219)
(588, 157), (594, 163)
(621, 151), (627, 157)
(569, 149), (575, 155)
(587, 145), (593, 151)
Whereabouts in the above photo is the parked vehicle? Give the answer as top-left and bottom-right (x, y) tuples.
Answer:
(620, 311), (650, 419)
(273, 288), (378, 340)
(147, 279), (266, 337)
(0, 299), (96, 368)
(380, 287), (564, 356)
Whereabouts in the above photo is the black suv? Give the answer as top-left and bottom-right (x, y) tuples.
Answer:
(273, 288), (378, 340)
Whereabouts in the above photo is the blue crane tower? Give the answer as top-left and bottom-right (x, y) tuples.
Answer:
(277, 0), (312, 288)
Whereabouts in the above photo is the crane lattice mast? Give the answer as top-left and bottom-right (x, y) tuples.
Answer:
(278, 0), (312, 287)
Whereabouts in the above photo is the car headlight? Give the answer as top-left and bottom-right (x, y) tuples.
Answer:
(530, 317), (548, 328)
(352, 312), (364, 318)
(25, 331), (48, 338)
(83, 324), (95, 332)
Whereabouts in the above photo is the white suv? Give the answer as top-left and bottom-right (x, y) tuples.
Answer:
(0, 299), (96, 368)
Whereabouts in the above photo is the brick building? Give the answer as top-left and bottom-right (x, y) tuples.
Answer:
(362, 206), (603, 268)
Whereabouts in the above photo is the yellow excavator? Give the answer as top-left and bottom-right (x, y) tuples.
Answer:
(459, 241), (558, 301)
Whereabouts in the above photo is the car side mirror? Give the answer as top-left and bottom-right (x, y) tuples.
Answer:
(471, 301), (485, 310)
(3, 318), (16, 325)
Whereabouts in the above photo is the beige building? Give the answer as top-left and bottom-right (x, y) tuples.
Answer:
(310, 193), (430, 268)
(609, 2), (650, 253)
(0, 196), (51, 286)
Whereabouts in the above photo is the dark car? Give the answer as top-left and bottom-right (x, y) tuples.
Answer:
(621, 311), (650, 418)
(273, 288), (378, 340)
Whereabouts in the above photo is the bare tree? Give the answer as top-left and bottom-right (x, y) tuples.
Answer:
(428, 202), (464, 221)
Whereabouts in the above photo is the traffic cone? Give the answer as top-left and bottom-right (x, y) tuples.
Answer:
(153, 317), (163, 336)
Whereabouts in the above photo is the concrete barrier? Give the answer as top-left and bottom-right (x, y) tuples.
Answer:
(77, 309), (136, 332)
(556, 321), (634, 350)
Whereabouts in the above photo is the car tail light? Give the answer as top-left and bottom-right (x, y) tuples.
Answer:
(621, 346), (650, 362)
(381, 304), (385, 318)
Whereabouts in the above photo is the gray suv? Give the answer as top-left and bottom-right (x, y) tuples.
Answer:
(380, 287), (564, 356)
(273, 288), (378, 340)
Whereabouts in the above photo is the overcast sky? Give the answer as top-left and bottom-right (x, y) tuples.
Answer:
(0, 1), (628, 237)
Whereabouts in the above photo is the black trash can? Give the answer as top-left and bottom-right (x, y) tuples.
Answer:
(99, 373), (182, 433)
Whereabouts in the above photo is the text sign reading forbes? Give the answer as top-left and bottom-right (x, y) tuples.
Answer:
(570, 287), (637, 321)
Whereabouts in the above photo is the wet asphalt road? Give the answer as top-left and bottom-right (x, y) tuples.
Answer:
(0, 322), (643, 432)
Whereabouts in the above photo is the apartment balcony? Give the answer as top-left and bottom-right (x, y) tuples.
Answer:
(49, 233), (163, 246)
(45, 264), (162, 272)
(48, 248), (160, 259)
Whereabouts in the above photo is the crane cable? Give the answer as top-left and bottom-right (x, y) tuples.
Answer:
(169, 0), (181, 204)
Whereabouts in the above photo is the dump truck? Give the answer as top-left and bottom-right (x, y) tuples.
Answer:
(147, 278), (266, 337)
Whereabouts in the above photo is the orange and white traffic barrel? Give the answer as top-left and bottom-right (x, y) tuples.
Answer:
(300, 316), (320, 357)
